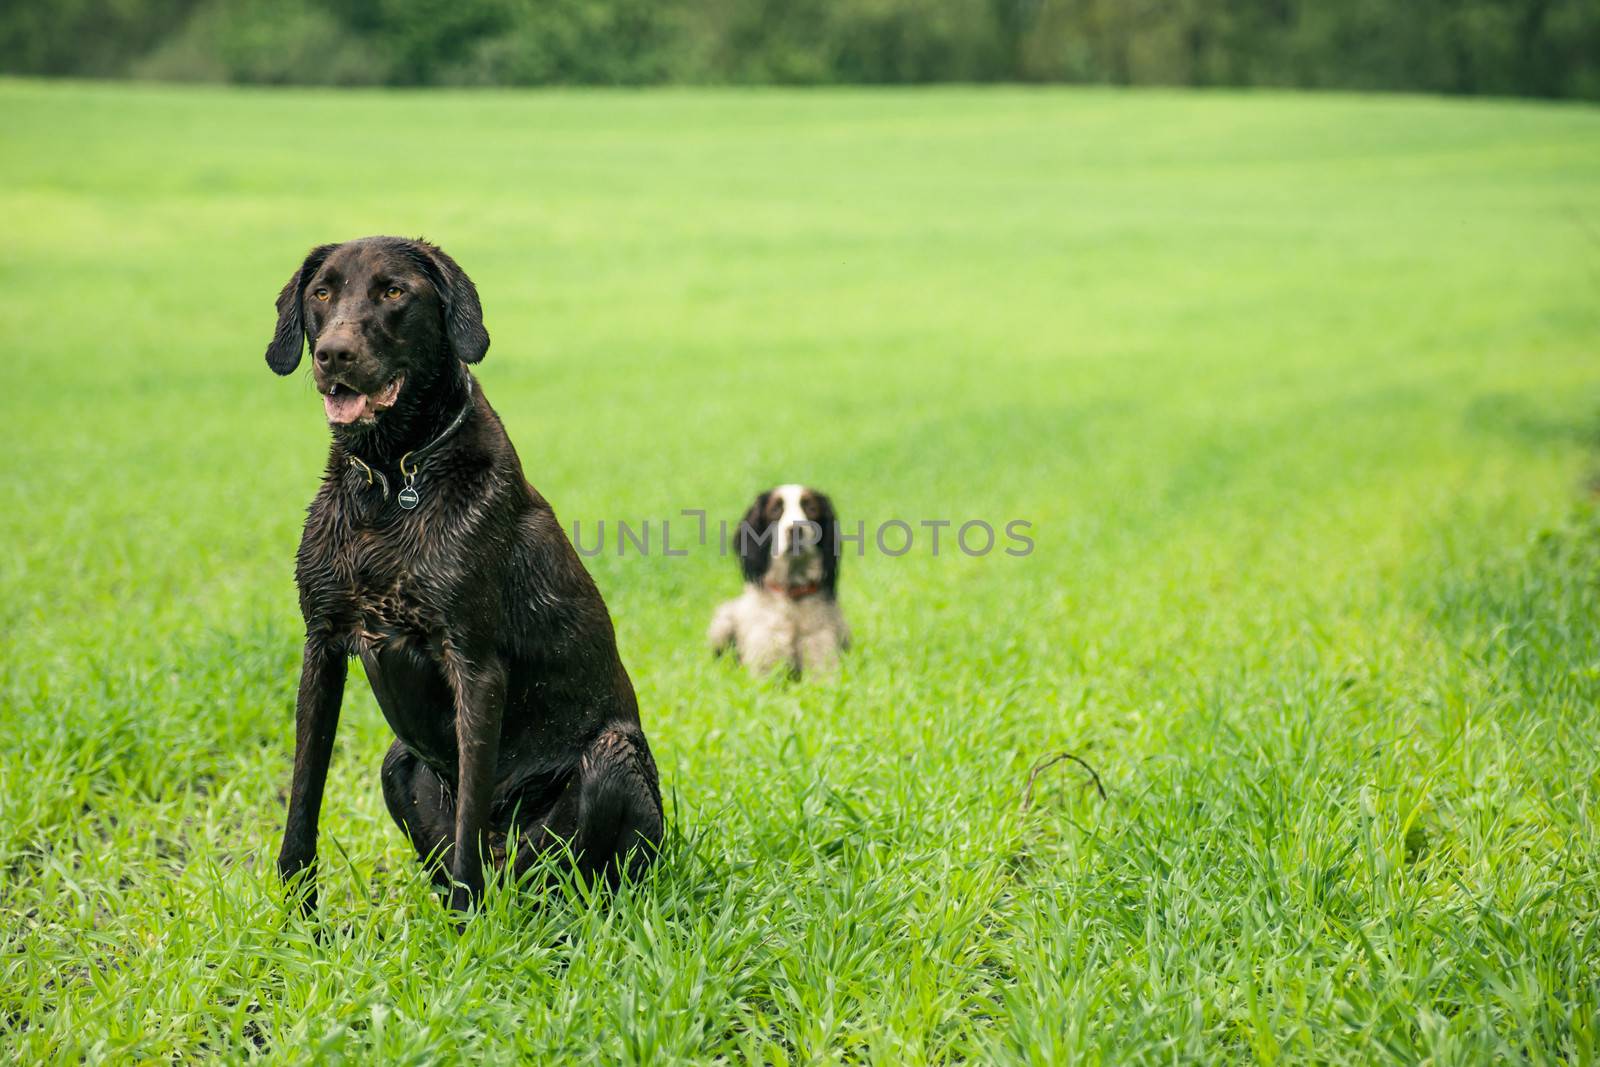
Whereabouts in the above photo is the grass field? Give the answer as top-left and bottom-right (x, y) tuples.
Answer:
(3, 79), (1600, 1062)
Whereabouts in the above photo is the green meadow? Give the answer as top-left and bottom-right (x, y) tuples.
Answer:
(3, 79), (1599, 1062)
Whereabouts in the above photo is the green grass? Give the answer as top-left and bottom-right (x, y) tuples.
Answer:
(3, 78), (1600, 1062)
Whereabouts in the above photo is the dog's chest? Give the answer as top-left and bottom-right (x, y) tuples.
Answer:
(745, 591), (837, 649)
(321, 524), (441, 650)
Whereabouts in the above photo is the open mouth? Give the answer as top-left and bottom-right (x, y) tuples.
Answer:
(323, 376), (404, 425)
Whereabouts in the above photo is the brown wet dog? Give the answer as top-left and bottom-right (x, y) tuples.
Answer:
(266, 236), (663, 916)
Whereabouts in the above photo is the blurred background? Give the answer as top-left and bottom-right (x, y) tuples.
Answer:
(6, 0), (1600, 1057)
(4, 0), (1598, 98)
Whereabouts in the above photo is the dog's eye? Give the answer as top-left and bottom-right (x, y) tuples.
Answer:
(312, 288), (330, 302)
(384, 286), (404, 300)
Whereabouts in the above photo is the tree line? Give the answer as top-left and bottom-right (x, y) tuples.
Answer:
(5, 0), (1597, 98)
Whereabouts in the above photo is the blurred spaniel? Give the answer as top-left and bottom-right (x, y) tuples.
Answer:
(709, 484), (849, 676)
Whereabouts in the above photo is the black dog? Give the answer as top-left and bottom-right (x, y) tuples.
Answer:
(266, 236), (663, 915)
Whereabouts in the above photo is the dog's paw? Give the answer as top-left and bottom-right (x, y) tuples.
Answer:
(277, 852), (320, 917)
(446, 886), (480, 925)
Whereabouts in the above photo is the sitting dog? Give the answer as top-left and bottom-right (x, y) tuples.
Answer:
(709, 485), (850, 676)
(265, 236), (663, 915)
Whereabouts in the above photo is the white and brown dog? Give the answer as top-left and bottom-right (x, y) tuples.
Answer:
(709, 484), (850, 676)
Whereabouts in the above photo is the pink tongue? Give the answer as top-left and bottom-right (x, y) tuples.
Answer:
(324, 390), (368, 424)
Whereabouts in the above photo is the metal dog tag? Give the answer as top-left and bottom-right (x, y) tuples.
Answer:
(398, 485), (420, 510)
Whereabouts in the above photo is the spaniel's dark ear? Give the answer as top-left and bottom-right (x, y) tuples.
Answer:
(414, 240), (489, 364)
(812, 491), (841, 596)
(738, 490), (774, 583)
(265, 244), (335, 375)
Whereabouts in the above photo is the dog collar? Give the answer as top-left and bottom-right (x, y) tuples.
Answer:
(345, 378), (474, 510)
(766, 580), (821, 601)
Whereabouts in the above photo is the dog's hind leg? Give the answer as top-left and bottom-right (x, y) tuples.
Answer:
(380, 741), (457, 889)
(708, 599), (739, 657)
(509, 726), (664, 888)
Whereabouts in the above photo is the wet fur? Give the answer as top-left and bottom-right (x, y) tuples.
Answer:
(268, 236), (663, 916)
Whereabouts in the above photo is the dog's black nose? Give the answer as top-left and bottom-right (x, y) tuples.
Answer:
(313, 341), (355, 368)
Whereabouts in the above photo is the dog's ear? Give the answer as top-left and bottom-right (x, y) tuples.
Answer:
(811, 491), (841, 596)
(265, 243), (336, 375)
(738, 490), (774, 584)
(414, 240), (490, 364)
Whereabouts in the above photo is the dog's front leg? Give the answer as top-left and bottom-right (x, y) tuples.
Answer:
(277, 637), (347, 916)
(444, 649), (507, 915)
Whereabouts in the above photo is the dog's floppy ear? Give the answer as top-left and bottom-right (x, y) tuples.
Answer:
(413, 239), (490, 364)
(265, 243), (336, 375)
(738, 490), (774, 584)
(811, 490), (841, 595)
